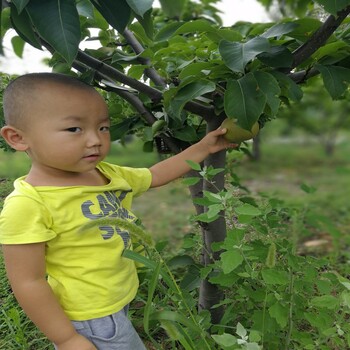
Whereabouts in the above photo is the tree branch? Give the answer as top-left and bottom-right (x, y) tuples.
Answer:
(123, 29), (167, 88)
(292, 5), (350, 68)
(288, 67), (319, 83)
(76, 49), (216, 121)
(76, 49), (164, 102)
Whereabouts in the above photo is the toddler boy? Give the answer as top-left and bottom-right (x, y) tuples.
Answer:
(0, 73), (234, 349)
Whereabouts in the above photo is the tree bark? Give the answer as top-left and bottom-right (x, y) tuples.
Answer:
(198, 119), (227, 324)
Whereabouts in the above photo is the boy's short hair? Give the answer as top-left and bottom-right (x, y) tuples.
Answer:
(3, 72), (95, 128)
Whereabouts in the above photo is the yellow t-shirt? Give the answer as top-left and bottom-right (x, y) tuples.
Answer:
(0, 162), (152, 320)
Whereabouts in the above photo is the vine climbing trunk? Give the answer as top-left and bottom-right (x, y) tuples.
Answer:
(198, 120), (227, 325)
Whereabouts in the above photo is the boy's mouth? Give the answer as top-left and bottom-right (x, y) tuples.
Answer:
(83, 154), (100, 161)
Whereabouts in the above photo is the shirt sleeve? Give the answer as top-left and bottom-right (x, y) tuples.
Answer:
(116, 166), (152, 196)
(0, 194), (56, 244)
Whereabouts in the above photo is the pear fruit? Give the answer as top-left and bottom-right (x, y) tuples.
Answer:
(221, 118), (259, 143)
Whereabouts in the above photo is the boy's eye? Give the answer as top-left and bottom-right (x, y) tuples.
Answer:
(100, 126), (110, 132)
(66, 127), (82, 133)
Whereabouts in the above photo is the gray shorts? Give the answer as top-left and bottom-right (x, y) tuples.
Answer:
(55, 306), (147, 350)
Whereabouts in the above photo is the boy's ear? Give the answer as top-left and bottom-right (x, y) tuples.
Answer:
(0, 126), (29, 151)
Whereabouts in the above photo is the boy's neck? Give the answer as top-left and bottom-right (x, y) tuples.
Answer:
(25, 166), (109, 187)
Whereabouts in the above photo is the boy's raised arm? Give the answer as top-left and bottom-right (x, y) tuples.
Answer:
(2, 243), (97, 350)
(149, 128), (236, 188)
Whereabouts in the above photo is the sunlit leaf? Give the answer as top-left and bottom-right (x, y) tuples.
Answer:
(262, 269), (289, 285)
(220, 249), (244, 274)
(235, 203), (262, 216)
(11, 35), (25, 58)
(212, 333), (237, 347)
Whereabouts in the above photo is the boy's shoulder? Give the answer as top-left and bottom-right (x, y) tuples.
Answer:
(1, 176), (46, 213)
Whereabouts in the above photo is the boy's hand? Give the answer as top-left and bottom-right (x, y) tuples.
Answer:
(56, 333), (97, 350)
(198, 128), (238, 154)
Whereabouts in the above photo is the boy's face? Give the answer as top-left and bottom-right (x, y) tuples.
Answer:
(21, 83), (111, 176)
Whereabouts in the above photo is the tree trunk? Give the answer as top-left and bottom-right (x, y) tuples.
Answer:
(251, 134), (261, 161)
(197, 121), (227, 324)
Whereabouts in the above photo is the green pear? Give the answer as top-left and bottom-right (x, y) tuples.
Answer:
(221, 118), (259, 143)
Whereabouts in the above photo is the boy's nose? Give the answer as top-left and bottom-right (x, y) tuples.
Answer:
(86, 131), (102, 147)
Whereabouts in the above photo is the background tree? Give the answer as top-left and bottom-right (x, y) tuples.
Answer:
(1, 0), (350, 326)
(279, 76), (350, 156)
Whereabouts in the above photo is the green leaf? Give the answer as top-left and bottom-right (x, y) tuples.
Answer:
(300, 183), (317, 194)
(76, 0), (95, 18)
(316, 0), (350, 16)
(288, 18), (322, 42)
(219, 36), (270, 73)
(195, 212), (220, 223)
(174, 19), (217, 35)
(224, 74), (267, 130)
(269, 302), (288, 328)
(134, 8), (154, 40)
(122, 250), (177, 290)
(179, 62), (216, 80)
(144, 261), (161, 334)
(310, 295), (339, 309)
(253, 71), (281, 116)
(212, 333), (237, 347)
(167, 255), (195, 269)
(261, 22), (299, 38)
(173, 125), (198, 142)
(220, 249), (244, 274)
(165, 79), (216, 119)
(316, 64), (350, 99)
(126, 0), (152, 17)
(10, 3), (42, 50)
(149, 310), (201, 333)
(154, 21), (184, 42)
(207, 204), (223, 219)
(159, 0), (187, 18)
(11, 0), (30, 14)
(11, 35), (25, 58)
(235, 203), (262, 216)
(91, 0), (131, 33)
(186, 160), (203, 172)
(270, 71), (303, 102)
(182, 177), (200, 186)
(110, 118), (136, 141)
(26, 0), (80, 65)
(258, 45), (293, 69)
(236, 322), (247, 338)
(261, 269), (289, 285)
